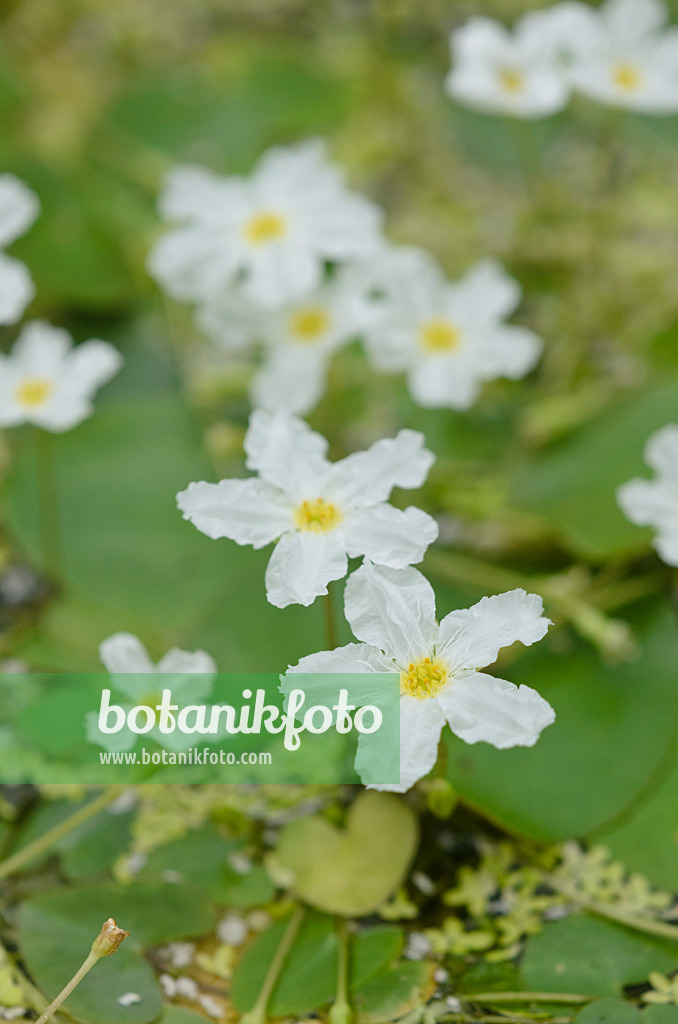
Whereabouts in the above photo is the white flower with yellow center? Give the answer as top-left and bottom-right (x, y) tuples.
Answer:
(86, 632), (217, 754)
(445, 13), (571, 118)
(196, 278), (364, 416)
(0, 321), (122, 432)
(177, 411), (438, 609)
(617, 424), (678, 566)
(355, 251), (542, 411)
(0, 174), (39, 325)
(288, 561), (554, 793)
(552, 0), (678, 112)
(148, 139), (383, 309)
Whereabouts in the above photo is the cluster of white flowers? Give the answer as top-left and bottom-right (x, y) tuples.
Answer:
(0, 173), (122, 433)
(447, 0), (678, 118)
(149, 140), (542, 415)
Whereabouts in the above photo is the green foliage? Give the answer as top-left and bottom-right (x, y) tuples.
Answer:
(521, 916), (678, 997)
(266, 792), (419, 916)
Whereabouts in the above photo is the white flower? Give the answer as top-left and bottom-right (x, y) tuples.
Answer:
(617, 424), (678, 565)
(86, 632), (217, 753)
(148, 139), (383, 309)
(0, 174), (39, 325)
(288, 562), (554, 793)
(177, 410), (438, 609)
(196, 276), (364, 416)
(445, 13), (571, 118)
(356, 252), (542, 410)
(0, 321), (122, 432)
(560, 0), (678, 113)
(217, 914), (248, 946)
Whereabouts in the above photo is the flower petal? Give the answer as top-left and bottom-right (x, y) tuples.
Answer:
(0, 254), (34, 325)
(287, 642), (392, 674)
(366, 696), (444, 793)
(99, 632), (155, 673)
(13, 321), (71, 375)
(264, 530), (348, 608)
(177, 478), (289, 548)
(0, 174), (39, 248)
(244, 409), (330, 495)
(251, 346), (329, 417)
(344, 504), (438, 567)
(65, 340), (123, 392)
(328, 429), (435, 506)
(439, 589), (550, 671)
(617, 478), (678, 528)
(441, 672), (555, 748)
(644, 424), (678, 483)
(344, 561), (438, 664)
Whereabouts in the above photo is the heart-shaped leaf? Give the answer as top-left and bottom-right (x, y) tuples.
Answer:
(266, 792), (418, 917)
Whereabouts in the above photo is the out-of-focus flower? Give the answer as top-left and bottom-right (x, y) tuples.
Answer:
(148, 139), (383, 309)
(617, 424), (678, 565)
(356, 252), (542, 410)
(642, 972), (678, 1005)
(0, 321), (122, 432)
(445, 12), (571, 118)
(86, 632), (217, 754)
(561, 0), (678, 113)
(0, 175), (39, 325)
(197, 277), (365, 416)
(177, 411), (437, 609)
(288, 561), (554, 792)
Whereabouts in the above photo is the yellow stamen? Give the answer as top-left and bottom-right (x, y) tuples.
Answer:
(16, 377), (53, 408)
(400, 656), (449, 699)
(612, 62), (643, 91)
(289, 306), (332, 342)
(294, 497), (342, 533)
(498, 68), (525, 93)
(244, 210), (287, 246)
(420, 319), (462, 353)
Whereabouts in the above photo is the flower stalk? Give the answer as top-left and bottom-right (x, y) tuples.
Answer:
(34, 427), (62, 581)
(34, 919), (128, 1024)
(328, 917), (353, 1024)
(240, 905), (305, 1024)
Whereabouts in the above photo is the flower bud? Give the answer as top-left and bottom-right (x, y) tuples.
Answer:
(91, 919), (129, 958)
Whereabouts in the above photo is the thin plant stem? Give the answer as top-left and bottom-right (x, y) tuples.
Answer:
(0, 787), (122, 881)
(34, 949), (100, 1024)
(329, 917), (352, 1024)
(241, 905), (305, 1024)
(34, 919), (129, 1024)
(324, 586), (338, 650)
(34, 427), (62, 581)
(467, 992), (591, 1006)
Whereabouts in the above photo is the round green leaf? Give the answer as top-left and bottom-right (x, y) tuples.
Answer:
(576, 998), (641, 1023)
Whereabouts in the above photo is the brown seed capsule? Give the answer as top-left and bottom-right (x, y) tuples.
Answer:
(91, 918), (129, 958)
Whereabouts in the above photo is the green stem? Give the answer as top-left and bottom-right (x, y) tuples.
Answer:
(467, 992), (590, 1006)
(541, 873), (678, 944)
(0, 788), (122, 881)
(35, 949), (100, 1024)
(241, 906), (305, 1024)
(329, 918), (352, 1024)
(34, 427), (62, 581)
(324, 586), (338, 651)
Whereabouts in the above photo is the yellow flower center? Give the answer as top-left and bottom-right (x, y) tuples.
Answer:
(289, 306), (332, 342)
(498, 68), (525, 93)
(294, 497), (342, 532)
(16, 377), (53, 407)
(400, 657), (449, 699)
(612, 62), (644, 91)
(244, 210), (288, 246)
(420, 319), (462, 353)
